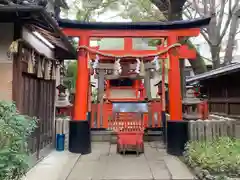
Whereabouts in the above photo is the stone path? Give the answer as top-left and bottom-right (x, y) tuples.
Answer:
(22, 142), (194, 180)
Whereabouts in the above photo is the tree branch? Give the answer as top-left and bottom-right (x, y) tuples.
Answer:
(83, 9), (91, 21)
(201, 28), (208, 34)
(186, 6), (194, 18)
(193, 8), (198, 18)
(203, 0), (208, 15)
(103, 12), (125, 20)
(183, 9), (192, 19)
(216, 0), (227, 31)
(149, 0), (169, 16)
(192, 0), (204, 17)
(201, 56), (213, 62)
(218, 8), (234, 44)
(182, 1), (192, 11)
(200, 31), (212, 46)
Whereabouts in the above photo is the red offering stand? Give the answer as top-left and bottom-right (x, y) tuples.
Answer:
(113, 112), (144, 155)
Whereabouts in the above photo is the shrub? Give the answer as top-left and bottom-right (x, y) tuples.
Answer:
(0, 101), (37, 180)
(184, 137), (240, 178)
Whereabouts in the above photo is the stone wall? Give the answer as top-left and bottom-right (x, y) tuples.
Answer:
(0, 23), (14, 102)
(0, 62), (12, 101)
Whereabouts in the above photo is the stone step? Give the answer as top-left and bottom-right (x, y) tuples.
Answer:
(91, 130), (163, 143)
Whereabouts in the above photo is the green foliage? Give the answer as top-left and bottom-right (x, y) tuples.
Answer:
(0, 101), (37, 180)
(62, 0), (166, 22)
(71, 39), (78, 50)
(120, 0), (166, 22)
(62, 0), (124, 21)
(184, 137), (240, 177)
(64, 61), (77, 90)
(91, 89), (98, 103)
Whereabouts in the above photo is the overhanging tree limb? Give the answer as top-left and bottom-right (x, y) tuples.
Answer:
(223, 6), (240, 65)
(200, 31), (212, 46)
(218, 0), (239, 45)
(216, 0), (226, 31)
(149, 0), (207, 74)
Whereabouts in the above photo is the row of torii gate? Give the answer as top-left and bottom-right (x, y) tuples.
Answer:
(59, 17), (211, 155)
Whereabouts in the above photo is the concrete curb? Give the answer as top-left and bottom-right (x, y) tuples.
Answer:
(58, 152), (81, 180)
(22, 151), (81, 180)
(164, 155), (195, 180)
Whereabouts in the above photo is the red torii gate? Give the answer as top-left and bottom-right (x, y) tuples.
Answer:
(59, 18), (211, 155)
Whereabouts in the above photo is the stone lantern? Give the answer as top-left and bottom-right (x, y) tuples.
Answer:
(55, 83), (72, 117)
(182, 85), (202, 120)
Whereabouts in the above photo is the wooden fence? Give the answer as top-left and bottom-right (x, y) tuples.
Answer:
(12, 42), (57, 163)
(199, 72), (240, 117)
(188, 115), (237, 141)
(21, 73), (56, 160)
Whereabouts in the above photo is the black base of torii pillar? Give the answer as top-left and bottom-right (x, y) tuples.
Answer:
(166, 121), (189, 156)
(69, 120), (91, 154)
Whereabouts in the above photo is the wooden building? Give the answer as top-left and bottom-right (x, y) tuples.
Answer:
(186, 63), (240, 118)
(0, 5), (75, 163)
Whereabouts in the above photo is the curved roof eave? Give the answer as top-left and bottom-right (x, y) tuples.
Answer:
(58, 17), (211, 30)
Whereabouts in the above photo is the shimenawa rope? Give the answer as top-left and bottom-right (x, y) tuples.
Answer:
(78, 43), (181, 58)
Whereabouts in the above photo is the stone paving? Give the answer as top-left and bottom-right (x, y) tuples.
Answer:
(23, 142), (194, 180)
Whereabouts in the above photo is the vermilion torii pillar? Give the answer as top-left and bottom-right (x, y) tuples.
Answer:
(68, 36), (91, 154)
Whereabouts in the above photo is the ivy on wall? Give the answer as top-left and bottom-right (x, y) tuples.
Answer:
(0, 101), (37, 180)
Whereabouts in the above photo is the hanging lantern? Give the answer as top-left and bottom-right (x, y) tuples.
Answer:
(51, 62), (56, 80)
(88, 58), (94, 75)
(117, 58), (122, 74)
(114, 58), (121, 75)
(152, 56), (160, 71)
(27, 50), (34, 74)
(8, 40), (19, 55)
(135, 58), (140, 74)
(93, 55), (99, 69)
(93, 55), (99, 75)
(37, 58), (43, 78)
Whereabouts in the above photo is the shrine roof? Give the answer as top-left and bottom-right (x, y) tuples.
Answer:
(58, 17), (211, 30)
(186, 62), (240, 83)
(0, 5), (76, 59)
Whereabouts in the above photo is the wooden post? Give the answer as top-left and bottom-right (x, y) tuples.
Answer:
(98, 69), (105, 128)
(144, 69), (151, 100)
(88, 74), (92, 124)
(135, 80), (139, 98)
(14, 42), (24, 112)
(106, 80), (110, 99)
(224, 87), (229, 115)
(161, 59), (167, 143)
(168, 35), (182, 120)
(162, 59), (166, 112)
(144, 69), (152, 127)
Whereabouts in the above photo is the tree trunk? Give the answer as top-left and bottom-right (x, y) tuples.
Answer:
(187, 40), (207, 74)
(167, 7), (207, 97)
(211, 45), (221, 69)
(152, 0), (207, 75)
(223, 12), (239, 65)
